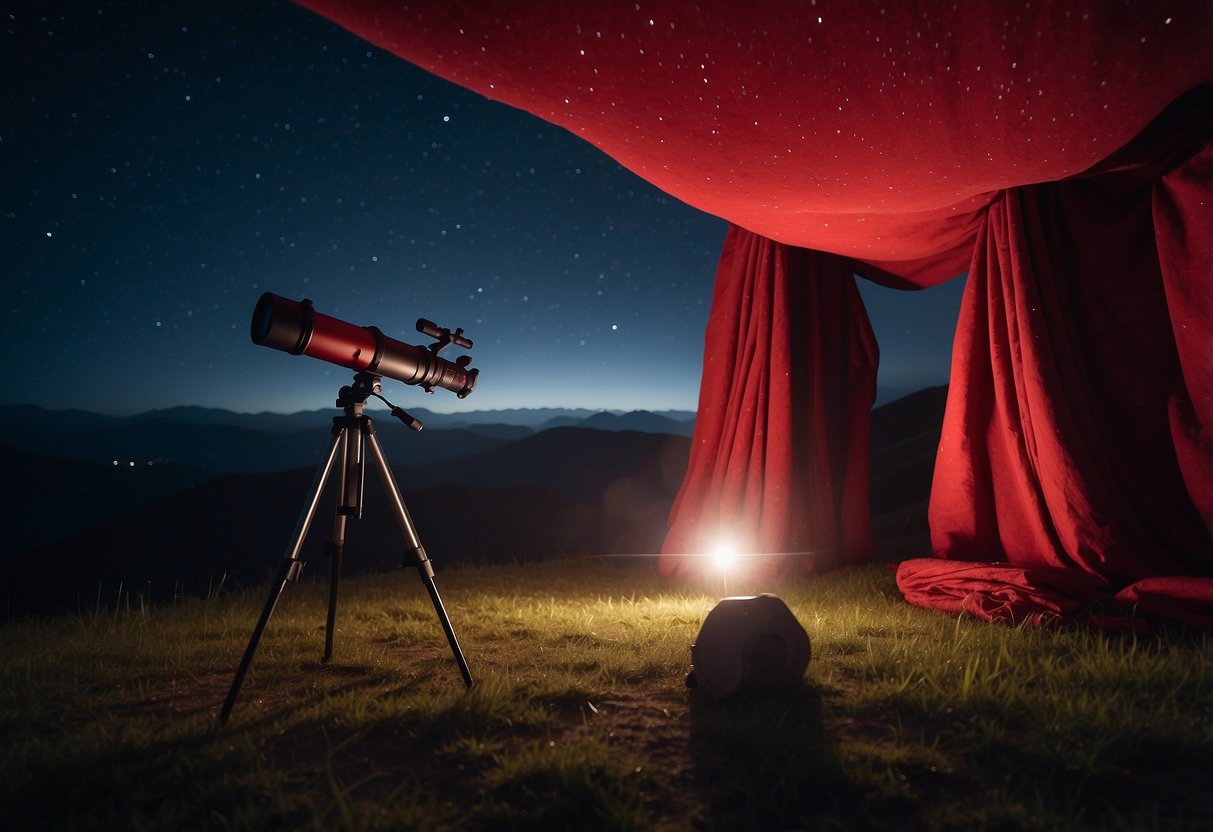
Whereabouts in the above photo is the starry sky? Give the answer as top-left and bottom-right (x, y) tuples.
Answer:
(3, 0), (965, 416)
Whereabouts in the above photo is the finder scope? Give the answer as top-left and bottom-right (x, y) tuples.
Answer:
(251, 292), (477, 398)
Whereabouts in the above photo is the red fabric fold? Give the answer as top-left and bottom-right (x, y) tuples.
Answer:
(659, 226), (877, 579)
(896, 559), (1114, 627)
(918, 115), (1213, 632)
(1154, 141), (1213, 538)
(897, 560), (1213, 632)
(929, 139), (1213, 585)
(1116, 577), (1213, 631)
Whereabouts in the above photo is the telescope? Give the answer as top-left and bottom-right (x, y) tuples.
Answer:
(251, 292), (477, 397)
(222, 293), (478, 725)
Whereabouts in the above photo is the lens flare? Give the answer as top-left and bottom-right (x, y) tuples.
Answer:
(712, 542), (737, 571)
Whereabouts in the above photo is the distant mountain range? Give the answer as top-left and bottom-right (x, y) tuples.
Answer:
(0, 403), (695, 470)
(0, 403), (697, 434)
(0, 388), (948, 615)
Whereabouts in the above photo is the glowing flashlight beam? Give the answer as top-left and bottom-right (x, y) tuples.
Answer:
(710, 541), (739, 595)
(712, 542), (737, 572)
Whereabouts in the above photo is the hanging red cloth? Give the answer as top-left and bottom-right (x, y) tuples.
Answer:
(901, 105), (1213, 630)
(928, 182), (1206, 580)
(1154, 139), (1213, 537)
(660, 226), (877, 579)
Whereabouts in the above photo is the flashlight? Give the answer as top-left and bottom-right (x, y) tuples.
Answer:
(251, 293), (477, 398)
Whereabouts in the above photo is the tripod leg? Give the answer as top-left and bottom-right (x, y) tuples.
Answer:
(324, 424), (363, 662)
(219, 430), (345, 726)
(365, 431), (474, 688)
(323, 518), (347, 663)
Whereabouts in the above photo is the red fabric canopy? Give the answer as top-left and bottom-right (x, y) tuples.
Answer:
(297, 0), (1213, 285)
(297, 1), (1213, 630)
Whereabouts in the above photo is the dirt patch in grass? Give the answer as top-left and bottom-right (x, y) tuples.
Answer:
(126, 672), (236, 720)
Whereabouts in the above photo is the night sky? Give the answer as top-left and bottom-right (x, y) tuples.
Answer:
(3, 0), (964, 416)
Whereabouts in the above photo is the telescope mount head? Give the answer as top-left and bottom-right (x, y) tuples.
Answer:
(336, 373), (383, 410)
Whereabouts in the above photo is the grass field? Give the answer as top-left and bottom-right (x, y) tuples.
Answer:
(2, 558), (1210, 831)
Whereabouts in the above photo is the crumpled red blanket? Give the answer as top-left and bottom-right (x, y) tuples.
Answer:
(1115, 577), (1213, 631)
(896, 559), (1213, 633)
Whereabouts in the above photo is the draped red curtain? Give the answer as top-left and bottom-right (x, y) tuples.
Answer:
(660, 226), (877, 579)
(899, 126), (1213, 629)
(1155, 142), (1213, 537)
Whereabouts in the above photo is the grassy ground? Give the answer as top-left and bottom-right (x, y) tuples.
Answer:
(1, 558), (1210, 831)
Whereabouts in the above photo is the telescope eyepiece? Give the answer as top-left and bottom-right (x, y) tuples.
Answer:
(417, 318), (473, 350)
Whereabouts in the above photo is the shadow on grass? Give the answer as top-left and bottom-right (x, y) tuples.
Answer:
(2, 667), (437, 831)
(685, 682), (849, 830)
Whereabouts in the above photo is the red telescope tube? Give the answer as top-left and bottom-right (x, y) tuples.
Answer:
(250, 292), (477, 398)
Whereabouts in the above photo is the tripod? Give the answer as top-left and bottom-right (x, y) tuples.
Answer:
(219, 373), (473, 725)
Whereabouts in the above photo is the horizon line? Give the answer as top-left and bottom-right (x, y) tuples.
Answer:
(0, 384), (947, 419)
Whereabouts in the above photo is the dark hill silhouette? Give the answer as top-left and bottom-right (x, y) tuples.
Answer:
(574, 410), (696, 436)
(128, 405), (315, 432)
(454, 423), (534, 441)
(389, 427), (692, 503)
(0, 444), (212, 554)
(0, 404), (695, 471)
(126, 405), (543, 434)
(539, 415), (584, 430)
(432, 407), (621, 428)
(0, 415), (513, 474)
(0, 404), (124, 433)
(3, 427), (691, 615)
(868, 385), (949, 558)
(8, 471), (635, 615)
(430, 407), (696, 430)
